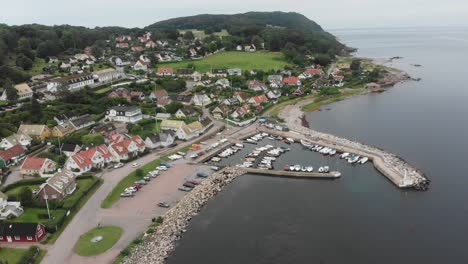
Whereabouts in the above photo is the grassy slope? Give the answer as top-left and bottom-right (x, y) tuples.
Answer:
(74, 226), (123, 256)
(159, 51), (290, 72)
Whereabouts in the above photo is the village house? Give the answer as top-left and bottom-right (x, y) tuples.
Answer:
(0, 83), (33, 101)
(93, 68), (124, 83)
(131, 46), (144, 52)
(0, 133), (32, 149)
(18, 125), (51, 140)
(61, 143), (81, 157)
(176, 123), (199, 141)
(69, 114), (96, 130)
(155, 113), (171, 120)
(0, 223), (46, 243)
(47, 73), (94, 93)
(156, 67), (175, 77)
(176, 68), (194, 78)
(89, 123), (117, 138)
(192, 93), (212, 106)
(116, 43), (129, 49)
(304, 68), (324, 78)
(48, 56), (59, 63)
(170, 94), (193, 105)
(108, 135), (146, 162)
(227, 68), (242, 76)
(20, 157), (56, 177)
(145, 40), (157, 48)
(0, 192), (23, 220)
(266, 90), (282, 101)
(108, 88), (132, 102)
(52, 121), (76, 138)
(248, 94), (269, 106)
(192, 71), (202, 82)
(283, 76), (302, 86)
(113, 56), (131, 67)
(175, 107), (198, 119)
(144, 132), (175, 149)
(116, 35), (132, 42)
(160, 119), (186, 131)
(248, 80), (268, 91)
(66, 145), (113, 174)
(231, 104), (251, 119)
(0, 145), (26, 167)
(37, 169), (77, 202)
(234, 91), (249, 103)
(215, 78), (230, 89)
(149, 89), (169, 101)
(212, 104), (231, 119)
(220, 97), (240, 106)
(105, 106), (143, 124)
(156, 97), (172, 108)
(133, 59), (149, 72)
(244, 44), (256, 52)
(211, 69), (227, 78)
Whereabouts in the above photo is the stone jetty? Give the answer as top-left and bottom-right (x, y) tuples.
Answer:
(123, 167), (246, 264)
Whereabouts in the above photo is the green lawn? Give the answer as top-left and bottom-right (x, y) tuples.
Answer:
(75, 226), (123, 256)
(11, 208), (66, 223)
(101, 158), (164, 208)
(95, 87), (112, 94)
(0, 248), (28, 264)
(159, 51), (290, 72)
(27, 58), (51, 76)
(6, 184), (42, 197)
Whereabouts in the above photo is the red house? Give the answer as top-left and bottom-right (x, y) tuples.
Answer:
(0, 223), (46, 243)
(283, 76), (302, 86)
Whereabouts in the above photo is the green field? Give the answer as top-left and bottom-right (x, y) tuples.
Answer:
(0, 248), (28, 264)
(159, 51), (290, 72)
(75, 226), (123, 256)
(11, 208), (66, 223)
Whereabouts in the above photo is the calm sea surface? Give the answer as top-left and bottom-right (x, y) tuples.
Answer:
(167, 27), (468, 264)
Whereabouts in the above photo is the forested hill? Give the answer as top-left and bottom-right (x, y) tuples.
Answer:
(146, 12), (325, 33)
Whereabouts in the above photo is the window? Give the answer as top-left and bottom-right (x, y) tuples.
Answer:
(27, 236), (33, 240)
(14, 236), (20, 240)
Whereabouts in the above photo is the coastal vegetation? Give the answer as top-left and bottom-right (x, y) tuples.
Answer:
(75, 226), (123, 256)
(159, 51), (290, 72)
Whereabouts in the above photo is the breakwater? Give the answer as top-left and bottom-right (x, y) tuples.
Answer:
(258, 126), (428, 189)
(244, 168), (341, 179)
(122, 167), (246, 264)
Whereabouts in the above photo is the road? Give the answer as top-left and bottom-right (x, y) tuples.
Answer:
(40, 124), (224, 264)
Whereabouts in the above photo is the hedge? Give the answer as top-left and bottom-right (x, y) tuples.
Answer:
(1, 178), (46, 192)
(44, 210), (67, 233)
(61, 176), (99, 210)
(18, 246), (40, 264)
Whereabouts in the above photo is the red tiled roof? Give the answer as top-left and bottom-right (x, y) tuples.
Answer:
(0, 144), (25, 161)
(97, 144), (113, 159)
(110, 140), (131, 156)
(305, 68), (323, 75)
(251, 94), (268, 104)
(157, 67), (174, 74)
(153, 89), (168, 98)
(21, 157), (47, 170)
(132, 135), (145, 148)
(283, 76), (300, 85)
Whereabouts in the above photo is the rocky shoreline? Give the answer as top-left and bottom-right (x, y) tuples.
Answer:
(122, 167), (246, 264)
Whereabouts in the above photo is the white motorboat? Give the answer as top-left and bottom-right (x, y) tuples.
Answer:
(301, 166), (307, 172)
(318, 167), (324, 173)
(359, 157), (369, 164)
(340, 152), (350, 159)
(235, 143), (244, 148)
(294, 164), (301, 171)
(306, 166), (313, 172)
(323, 166), (330, 173)
(316, 146), (323, 152)
(289, 165), (295, 171)
(301, 140), (312, 147)
(329, 149), (337, 156)
(286, 138), (295, 143)
(348, 155), (360, 164)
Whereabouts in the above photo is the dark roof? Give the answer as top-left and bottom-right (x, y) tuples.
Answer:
(0, 223), (40, 237)
(212, 69), (227, 74)
(110, 106), (140, 112)
(91, 123), (116, 133)
(178, 107), (196, 116)
(69, 114), (95, 128)
(170, 95), (192, 103)
(62, 143), (80, 152)
(200, 117), (213, 127)
(177, 68), (194, 75)
(146, 134), (160, 143)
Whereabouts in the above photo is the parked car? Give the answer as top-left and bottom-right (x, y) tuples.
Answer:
(186, 180), (200, 185)
(158, 202), (170, 208)
(177, 152), (186, 156)
(160, 162), (171, 168)
(183, 182), (195, 188)
(132, 184), (142, 190)
(210, 166), (220, 171)
(121, 192), (134, 197)
(124, 187), (137, 193)
(132, 163), (139, 168)
(134, 180), (147, 185)
(178, 186), (192, 192)
(114, 163), (124, 169)
(197, 172), (208, 178)
(158, 166), (168, 171)
(143, 176), (151, 181)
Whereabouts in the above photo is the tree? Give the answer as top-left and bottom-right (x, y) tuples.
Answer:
(30, 93), (43, 122)
(314, 54), (332, 66)
(350, 59), (361, 71)
(183, 31), (194, 40)
(251, 35), (264, 49)
(17, 37), (34, 60)
(3, 79), (18, 101)
(165, 101), (183, 114)
(81, 134), (104, 146)
(16, 54), (33, 70)
(135, 168), (144, 177)
(36, 40), (61, 58)
(19, 187), (33, 207)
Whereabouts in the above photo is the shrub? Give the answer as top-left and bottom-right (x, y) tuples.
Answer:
(1, 178), (46, 193)
(120, 249), (130, 256)
(156, 216), (163, 224)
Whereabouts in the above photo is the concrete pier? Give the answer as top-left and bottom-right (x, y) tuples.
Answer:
(243, 168), (341, 179)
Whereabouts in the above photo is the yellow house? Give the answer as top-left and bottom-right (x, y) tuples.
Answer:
(52, 121), (75, 138)
(18, 124), (51, 140)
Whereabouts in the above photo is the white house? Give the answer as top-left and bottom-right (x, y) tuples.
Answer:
(192, 94), (212, 106)
(105, 106), (143, 124)
(0, 133), (32, 149)
(108, 136), (146, 162)
(93, 68), (124, 83)
(66, 145), (113, 175)
(0, 83), (33, 101)
(47, 73), (94, 93)
(133, 60), (149, 72)
(144, 132), (175, 149)
(0, 192), (23, 220)
(20, 157), (56, 177)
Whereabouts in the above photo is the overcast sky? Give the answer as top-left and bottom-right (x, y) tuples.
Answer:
(1, 0), (468, 30)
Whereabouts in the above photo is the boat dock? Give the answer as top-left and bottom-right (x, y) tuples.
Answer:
(258, 126), (427, 189)
(242, 168), (341, 179)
